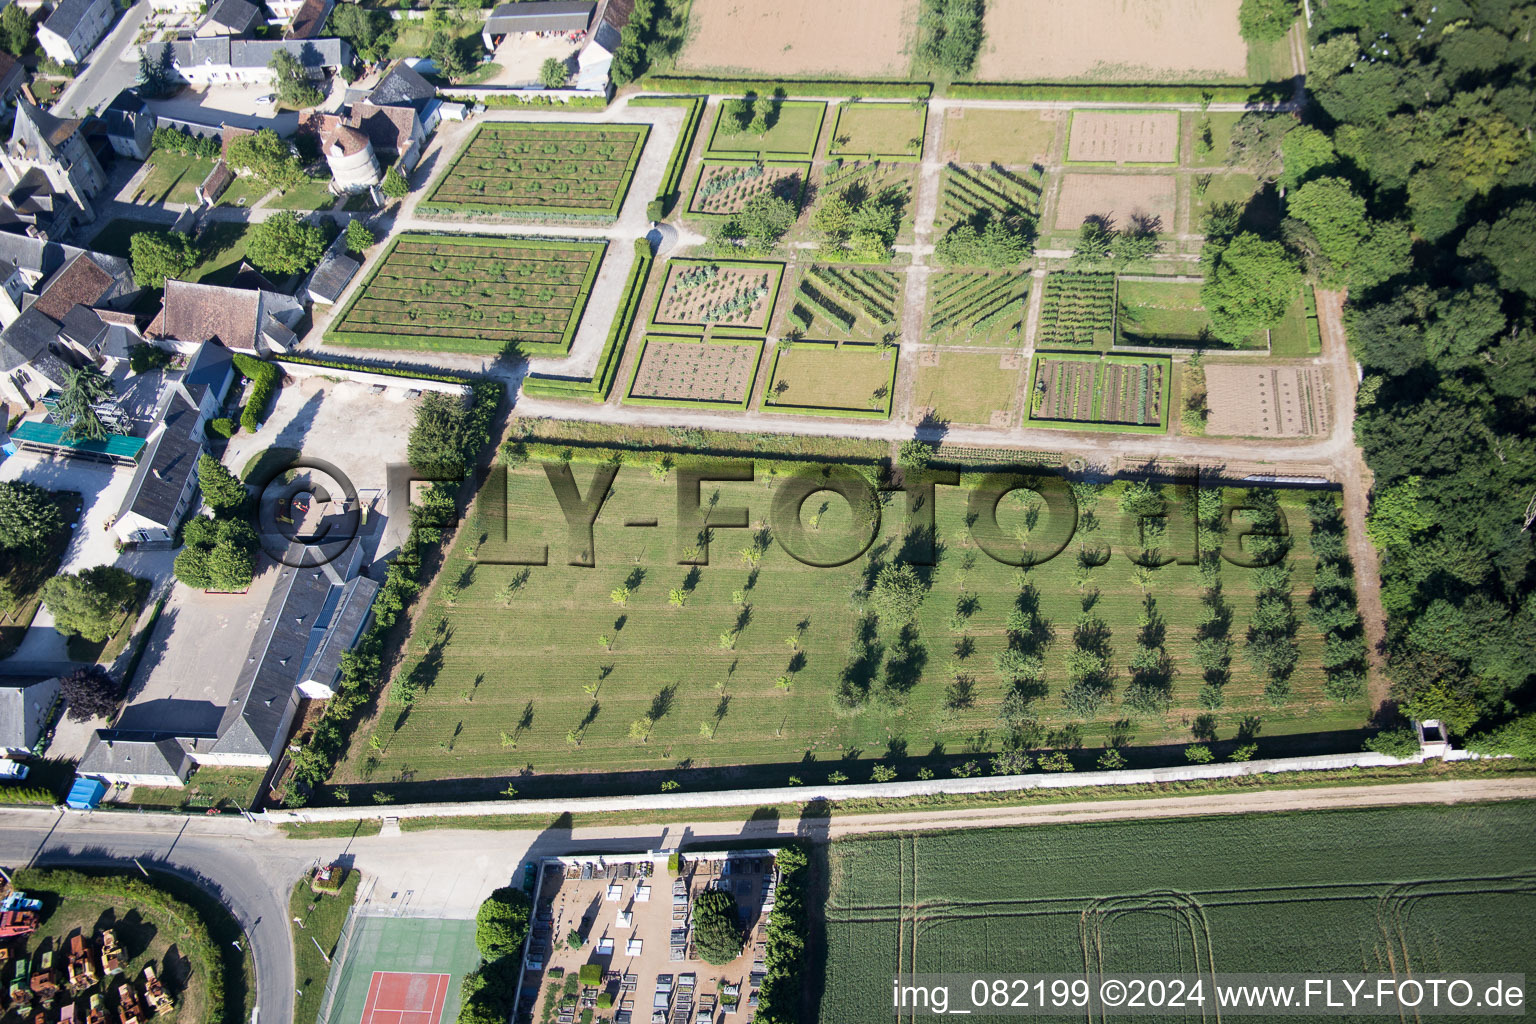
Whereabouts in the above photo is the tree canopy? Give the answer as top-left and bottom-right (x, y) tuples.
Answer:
(247, 211), (327, 276)
(129, 230), (200, 288)
(1237, 0), (1298, 42)
(0, 482), (61, 552)
(174, 516), (258, 591)
(1199, 232), (1301, 344)
(60, 665), (122, 722)
(474, 886), (531, 959)
(691, 890), (743, 966)
(269, 50), (325, 109)
(326, 2), (396, 62)
(869, 563), (928, 625)
(55, 366), (115, 442)
(43, 566), (138, 643)
(227, 129), (308, 191)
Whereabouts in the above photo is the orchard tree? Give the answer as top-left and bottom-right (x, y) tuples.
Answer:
(61, 665), (123, 722)
(1200, 232), (1300, 344)
(869, 563), (927, 625)
(129, 230), (199, 288)
(0, 482), (61, 551)
(247, 211), (326, 275)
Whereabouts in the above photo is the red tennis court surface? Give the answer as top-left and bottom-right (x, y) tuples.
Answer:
(359, 971), (450, 1024)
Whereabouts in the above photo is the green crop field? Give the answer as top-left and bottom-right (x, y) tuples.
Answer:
(420, 122), (649, 218)
(936, 164), (1043, 233)
(1035, 271), (1115, 350)
(819, 803), (1536, 1022)
(925, 272), (1030, 347)
(337, 463), (1366, 792)
(324, 234), (603, 356)
(782, 265), (903, 344)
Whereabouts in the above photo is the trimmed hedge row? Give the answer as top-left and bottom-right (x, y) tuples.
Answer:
(629, 96), (708, 214)
(521, 239), (654, 402)
(277, 354), (478, 386)
(754, 845), (809, 1024)
(947, 81), (1292, 103)
(640, 76), (931, 99)
(505, 440), (884, 485)
(231, 353), (280, 433)
(444, 93), (608, 109)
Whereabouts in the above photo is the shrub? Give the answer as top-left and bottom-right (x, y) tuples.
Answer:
(1364, 728), (1420, 759)
(646, 198), (664, 221)
(475, 886), (531, 959)
(578, 963), (601, 986)
(1184, 743), (1215, 764)
(209, 417), (235, 439)
(232, 353), (280, 432)
(596, 992), (613, 1009)
(60, 665), (123, 722)
(129, 343), (175, 375)
(1467, 714), (1536, 760)
(692, 890), (743, 965)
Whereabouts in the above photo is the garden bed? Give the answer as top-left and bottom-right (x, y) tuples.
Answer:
(828, 101), (927, 161)
(649, 258), (784, 334)
(924, 272), (1029, 346)
(624, 336), (764, 409)
(761, 341), (897, 418)
(686, 160), (809, 217)
(1025, 352), (1170, 432)
(421, 122), (648, 219)
(703, 100), (827, 159)
(325, 233), (604, 356)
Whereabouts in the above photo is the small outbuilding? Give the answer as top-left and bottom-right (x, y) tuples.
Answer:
(483, 0), (593, 48)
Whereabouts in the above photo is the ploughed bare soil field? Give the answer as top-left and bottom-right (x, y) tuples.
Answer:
(676, 0), (918, 77)
(978, 0), (1249, 81)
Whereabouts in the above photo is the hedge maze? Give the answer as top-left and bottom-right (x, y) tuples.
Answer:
(785, 265), (900, 342)
(325, 234), (603, 356)
(936, 162), (1043, 230)
(421, 122), (649, 219)
(1036, 271), (1116, 348)
(925, 272), (1030, 346)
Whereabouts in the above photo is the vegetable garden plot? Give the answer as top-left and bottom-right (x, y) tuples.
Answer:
(421, 122), (649, 218)
(1066, 110), (1180, 164)
(687, 160), (809, 217)
(650, 259), (785, 333)
(817, 159), (918, 237)
(325, 234), (604, 356)
(936, 163), (1043, 230)
(624, 337), (763, 408)
(1027, 353), (1168, 431)
(784, 265), (902, 343)
(1036, 271), (1115, 349)
(924, 272), (1029, 346)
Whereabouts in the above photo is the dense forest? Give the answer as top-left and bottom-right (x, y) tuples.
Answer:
(1301, 0), (1535, 738)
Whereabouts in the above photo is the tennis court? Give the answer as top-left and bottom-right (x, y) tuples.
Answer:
(321, 917), (479, 1024)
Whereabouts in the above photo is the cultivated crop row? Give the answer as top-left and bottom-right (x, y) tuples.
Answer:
(939, 163), (1043, 227)
(806, 265), (898, 324)
(928, 272), (1027, 335)
(424, 123), (647, 216)
(1037, 271), (1115, 347)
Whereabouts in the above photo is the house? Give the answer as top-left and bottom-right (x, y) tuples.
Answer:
(0, 235), (133, 328)
(316, 120), (380, 191)
(575, 0), (631, 91)
(36, 0), (114, 65)
(0, 52), (26, 109)
(145, 278), (303, 353)
(482, 0), (592, 48)
(194, 0), (261, 36)
(78, 543), (379, 787)
(349, 102), (425, 171)
(365, 60), (435, 113)
(167, 36), (352, 85)
(1, 102), (108, 221)
(111, 340), (235, 545)
(196, 160), (234, 206)
(101, 90), (156, 161)
(0, 677), (61, 758)
(0, 168), (82, 240)
(282, 0), (331, 39)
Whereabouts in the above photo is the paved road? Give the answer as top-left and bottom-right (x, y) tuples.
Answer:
(56, 0), (148, 118)
(2, 777), (1530, 1022)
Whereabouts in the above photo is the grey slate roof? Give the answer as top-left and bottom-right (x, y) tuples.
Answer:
(77, 734), (191, 780)
(308, 250), (359, 303)
(122, 390), (202, 526)
(42, 0), (107, 41)
(367, 61), (436, 109)
(0, 308), (62, 373)
(172, 36), (350, 68)
(102, 88), (151, 140)
(299, 575), (378, 690)
(0, 234), (78, 279)
(211, 549), (367, 758)
(486, 0), (593, 34)
(201, 0), (260, 33)
(180, 337), (235, 403)
(0, 676), (60, 751)
(58, 303), (105, 348)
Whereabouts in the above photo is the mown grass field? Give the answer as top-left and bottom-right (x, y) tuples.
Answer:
(819, 803), (1536, 1022)
(338, 464), (1366, 789)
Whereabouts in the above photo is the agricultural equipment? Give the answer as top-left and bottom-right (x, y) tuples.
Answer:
(142, 965), (171, 1015)
(118, 981), (144, 1024)
(99, 931), (124, 976)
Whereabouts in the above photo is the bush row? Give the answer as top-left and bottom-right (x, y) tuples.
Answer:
(443, 93), (608, 109)
(231, 353), (280, 433)
(277, 354), (477, 386)
(641, 76), (931, 99)
(947, 81), (1291, 103)
(151, 125), (221, 158)
(285, 378), (501, 804)
(504, 439), (883, 487)
(521, 239), (653, 402)
(754, 845), (809, 1024)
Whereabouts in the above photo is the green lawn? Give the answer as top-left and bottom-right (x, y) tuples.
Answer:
(1246, 23), (1299, 82)
(706, 100), (827, 159)
(764, 343), (896, 415)
(940, 107), (1056, 166)
(124, 766), (267, 811)
(1269, 285), (1320, 357)
(387, 17), (479, 60)
(267, 177), (337, 212)
(829, 102), (926, 159)
(820, 803), (1536, 1021)
(291, 871), (361, 1024)
(1116, 277), (1265, 349)
(87, 219), (255, 288)
(136, 151), (217, 205)
(334, 464), (1365, 794)
(218, 175), (271, 209)
(912, 351), (1019, 425)
(1186, 110), (1243, 168)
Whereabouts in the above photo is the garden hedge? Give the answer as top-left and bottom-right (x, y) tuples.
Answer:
(443, 93), (607, 110)
(231, 353), (280, 432)
(629, 96), (707, 214)
(522, 239), (653, 402)
(946, 81), (1292, 103)
(640, 77), (931, 99)
(277, 354), (476, 386)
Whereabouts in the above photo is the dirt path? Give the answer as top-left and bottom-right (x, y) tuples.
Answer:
(1315, 288), (1390, 708)
(893, 110), (947, 427)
